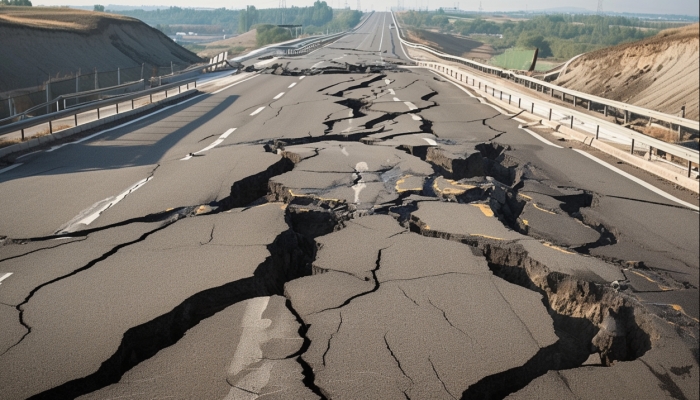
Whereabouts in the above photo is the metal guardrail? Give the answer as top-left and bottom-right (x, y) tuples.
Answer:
(0, 79), (197, 139)
(390, 12), (699, 133)
(390, 12), (699, 176)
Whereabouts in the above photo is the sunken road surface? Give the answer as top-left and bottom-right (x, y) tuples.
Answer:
(0, 11), (698, 400)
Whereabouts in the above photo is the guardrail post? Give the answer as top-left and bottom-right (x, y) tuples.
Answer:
(49, 120), (52, 134)
(595, 125), (599, 140)
(97, 107), (100, 119)
(648, 147), (653, 160)
(587, 100), (592, 111)
(551, 89), (555, 97)
(570, 116), (574, 129)
(500, 91), (502, 101)
(688, 160), (693, 178)
(548, 109), (552, 120)
(573, 96), (577, 108)
(630, 139), (635, 154)
(531, 103), (534, 114)
(21, 129), (25, 141)
(150, 94), (153, 103)
(624, 110), (629, 124)
(518, 98), (521, 108)
(194, 81), (197, 88)
(604, 105), (608, 117)
(132, 99), (134, 110)
(116, 103), (119, 114)
(75, 113), (78, 126)
(179, 85), (181, 94)
(509, 94), (511, 104)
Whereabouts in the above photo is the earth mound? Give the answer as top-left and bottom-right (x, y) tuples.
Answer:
(556, 23), (699, 121)
(0, 7), (203, 92)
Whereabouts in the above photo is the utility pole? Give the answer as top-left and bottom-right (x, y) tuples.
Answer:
(596, 0), (603, 15)
(478, 1), (483, 14)
(357, 0), (360, 11)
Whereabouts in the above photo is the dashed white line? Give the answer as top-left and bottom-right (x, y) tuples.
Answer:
(388, 88), (395, 95)
(58, 176), (153, 233)
(182, 128), (236, 160)
(412, 114), (422, 121)
(288, 82), (297, 88)
(0, 273), (12, 285)
(423, 138), (438, 146)
(393, 97), (400, 102)
(16, 151), (42, 160)
(311, 61), (324, 69)
(250, 106), (265, 116)
(385, 79), (391, 85)
(403, 101), (417, 110)
(520, 127), (563, 148)
(299, 76), (306, 80)
(0, 163), (22, 175)
(273, 92), (285, 100)
(573, 149), (699, 211)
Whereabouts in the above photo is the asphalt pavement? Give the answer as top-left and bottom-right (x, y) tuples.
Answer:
(0, 11), (697, 400)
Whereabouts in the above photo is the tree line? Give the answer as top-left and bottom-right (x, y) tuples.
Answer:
(112, 2), (360, 37)
(399, 11), (669, 59)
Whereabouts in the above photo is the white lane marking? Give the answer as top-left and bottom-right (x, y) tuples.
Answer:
(0, 163), (22, 175)
(572, 149), (699, 211)
(352, 161), (369, 204)
(404, 101), (417, 110)
(273, 92), (285, 100)
(412, 114), (422, 121)
(341, 146), (349, 156)
(378, 13), (386, 61)
(388, 88), (395, 95)
(429, 70), (476, 98)
(423, 138), (438, 146)
(385, 79), (391, 85)
(512, 117), (526, 124)
(299, 76), (306, 80)
(16, 151), (42, 160)
(0, 273), (12, 285)
(311, 61), (324, 69)
(288, 82), (297, 88)
(182, 128), (236, 160)
(250, 107), (265, 116)
(520, 127), (563, 148)
(393, 97), (400, 102)
(47, 93), (206, 152)
(212, 74), (259, 94)
(57, 176), (153, 233)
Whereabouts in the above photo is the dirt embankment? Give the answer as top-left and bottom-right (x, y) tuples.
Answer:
(407, 28), (495, 61)
(0, 7), (203, 92)
(194, 29), (258, 59)
(556, 23), (699, 121)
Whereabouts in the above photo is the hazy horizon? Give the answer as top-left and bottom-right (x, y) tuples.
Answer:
(32, 0), (700, 17)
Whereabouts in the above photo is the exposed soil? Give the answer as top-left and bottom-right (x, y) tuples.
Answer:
(556, 23), (699, 121)
(0, 7), (203, 92)
(194, 29), (258, 59)
(407, 28), (495, 61)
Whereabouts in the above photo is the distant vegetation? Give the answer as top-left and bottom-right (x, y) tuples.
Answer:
(111, 1), (362, 37)
(0, 0), (32, 5)
(256, 24), (292, 46)
(399, 10), (672, 59)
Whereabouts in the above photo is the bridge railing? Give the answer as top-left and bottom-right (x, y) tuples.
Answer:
(0, 79), (197, 140)
(390, 12), (699, 134)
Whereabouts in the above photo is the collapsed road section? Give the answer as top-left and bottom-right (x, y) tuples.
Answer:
(0, 12), (698, 399)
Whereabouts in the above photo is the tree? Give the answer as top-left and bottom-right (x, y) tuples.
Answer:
(94, 4), (104, 12)
(516, 32), (552, 57)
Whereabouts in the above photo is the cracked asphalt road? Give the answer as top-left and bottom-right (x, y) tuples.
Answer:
(0, 11), (698, 400)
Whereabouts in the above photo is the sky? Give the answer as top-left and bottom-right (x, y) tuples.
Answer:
(36, 0), (700, 16)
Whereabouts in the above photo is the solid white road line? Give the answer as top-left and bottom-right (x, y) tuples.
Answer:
(573, 149), (699, 211)
(299, 76), (306, 80)
(521, 127), (563, 148)
(250, 107), (265, 116)
(16, 150), (42, 160)
(273, 92), (285, 100)
(212, 74), (259, 94)
(47, 93), (206, 153)
(378, 13), (386, 61)
(0, 273), (12, 285)
(288, 82), (297, 88)
(0, 163), (22, 175)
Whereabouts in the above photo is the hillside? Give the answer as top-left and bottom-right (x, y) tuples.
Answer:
(0, 7), (203, 92)
(188, 29), (258, 59)
(556, 23), (699, 120)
